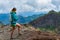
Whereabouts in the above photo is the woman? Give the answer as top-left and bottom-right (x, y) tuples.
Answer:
(10, 8), (22, 39)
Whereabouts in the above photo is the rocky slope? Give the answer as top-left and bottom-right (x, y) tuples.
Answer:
(29, 12), (60, 32)
(0, 25), (60, 40)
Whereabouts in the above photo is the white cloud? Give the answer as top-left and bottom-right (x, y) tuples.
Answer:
(0, 0), (60, 13)
(36, 0), (51, 5)
(27, 0), (57, 12)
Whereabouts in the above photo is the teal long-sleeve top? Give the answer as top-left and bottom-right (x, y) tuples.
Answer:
(10, 12), (18, 24)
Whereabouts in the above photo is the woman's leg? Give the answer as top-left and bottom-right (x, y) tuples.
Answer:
(16, 23), (22, 35)
(10, 27), (16, 39)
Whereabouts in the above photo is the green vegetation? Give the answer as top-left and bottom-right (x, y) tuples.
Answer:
(37, 27), (56, 33)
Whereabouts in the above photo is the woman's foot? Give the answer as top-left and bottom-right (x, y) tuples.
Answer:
(8, 29), (12, 32)
(18, 33), (22, 36)
(10, 37), (14, 40)
(16, 33), (22, 38)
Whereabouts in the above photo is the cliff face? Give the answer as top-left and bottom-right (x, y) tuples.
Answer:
(29, 13), (60, 30)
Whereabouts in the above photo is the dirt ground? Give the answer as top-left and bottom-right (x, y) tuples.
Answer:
(0, 25), (60, 40)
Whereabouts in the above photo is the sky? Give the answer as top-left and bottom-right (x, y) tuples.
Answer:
(0, 0), (60, 13)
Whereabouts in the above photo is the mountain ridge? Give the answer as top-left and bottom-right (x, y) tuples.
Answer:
(0, 13), (45, 25)
(29, 10), (60, 32)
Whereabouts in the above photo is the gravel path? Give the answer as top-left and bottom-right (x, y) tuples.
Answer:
(0, 25), (36, 40)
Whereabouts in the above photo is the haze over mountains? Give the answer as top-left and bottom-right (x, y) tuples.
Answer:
(0, 12), (46, 25)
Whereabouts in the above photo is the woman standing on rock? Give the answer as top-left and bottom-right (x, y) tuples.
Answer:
(10, 8), (22, 39)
